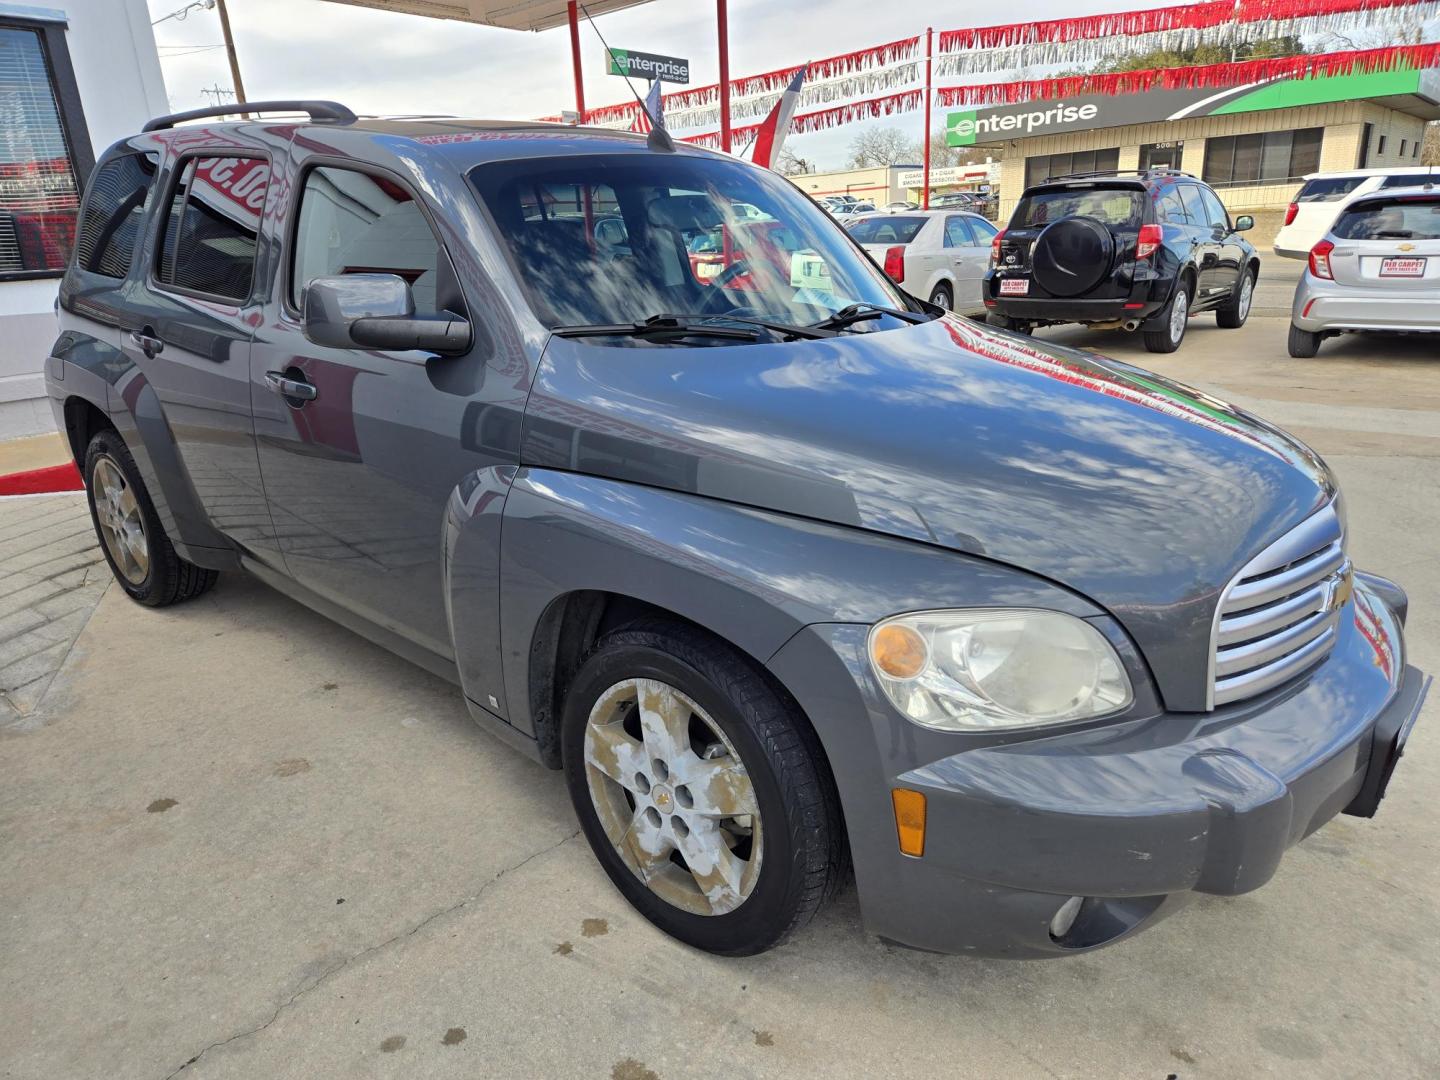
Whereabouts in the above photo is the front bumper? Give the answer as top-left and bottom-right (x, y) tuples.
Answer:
(1293, 272), (1440, 333)
(768, 575), (1427, 958)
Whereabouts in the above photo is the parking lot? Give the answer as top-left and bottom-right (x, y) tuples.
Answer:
(2, 300), (1437, 1079)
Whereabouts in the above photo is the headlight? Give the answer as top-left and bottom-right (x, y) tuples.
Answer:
(867, 609), (1132, 731)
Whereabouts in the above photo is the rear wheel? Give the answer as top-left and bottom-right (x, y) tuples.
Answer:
(1144, 279), (1191, 354)
(84, 429), (217, 607)
(928, 282), (954, 311)
(562, 619), (844, 956)
(1288, 323), (1323, 358)
(1216, 266), (1255, 329)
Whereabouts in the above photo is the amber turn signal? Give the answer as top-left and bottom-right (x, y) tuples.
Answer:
(891, 788), (927, 857)
(871, 623), (927, 679)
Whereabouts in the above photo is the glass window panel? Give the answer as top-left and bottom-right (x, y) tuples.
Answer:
(157, 155), (269, 301)
(75, 152), (158, 278)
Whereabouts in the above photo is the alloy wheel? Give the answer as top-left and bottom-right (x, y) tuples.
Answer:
(1238, 274), (1253, 320)
(1169, 287), (1189, 344)
(583, 677), (762, 916)
(91, 455), (149, 585)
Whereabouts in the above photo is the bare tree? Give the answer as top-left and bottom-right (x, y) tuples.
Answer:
(776, 146), (814, 176)
(847, 126), (920, 168)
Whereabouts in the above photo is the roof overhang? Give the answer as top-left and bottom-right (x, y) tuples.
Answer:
(316, 0), (656, 31)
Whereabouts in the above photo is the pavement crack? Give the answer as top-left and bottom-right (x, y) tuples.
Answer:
(159, 828), (581, 1078)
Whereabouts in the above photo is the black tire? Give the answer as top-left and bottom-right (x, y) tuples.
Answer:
(84, 429), (218, 607)
(561, 618), (844, 956)
(1288, 323), (1323, 358)
(987, 314), (1033, 335)
(928, 282), (954, 311)
(1216, 265), (1256, 329)
(1143, 277), (1193, 354)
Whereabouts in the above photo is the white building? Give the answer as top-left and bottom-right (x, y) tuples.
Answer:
(1, 1), (166, 439)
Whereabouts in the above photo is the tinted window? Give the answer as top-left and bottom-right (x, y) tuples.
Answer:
(1296, 176), (1366, 202)
(1333, 197), (1440, 240)
(1178, 185), (1208, 227)
(1014, 188), (1143, 228)
(75, 152), (158, 278)
(469, 154), (906, 331)
(847, 216), (926, 244)
(292, 166), (447, 314)
(1155, 186), (1191, 225)
(1199, 187), (1230, 230)
(1378, 173), (1437, 189)
(969, 216), (998, 239)
(156, 155), (269, 301)
(1204, 128), (1322, 186)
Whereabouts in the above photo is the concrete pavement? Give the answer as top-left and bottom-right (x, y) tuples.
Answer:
(1, 316), (1437, 1079)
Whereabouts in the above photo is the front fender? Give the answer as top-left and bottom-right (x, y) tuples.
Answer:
(496, 467), (1106, 740)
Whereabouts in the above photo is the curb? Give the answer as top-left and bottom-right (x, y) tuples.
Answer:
(0, 462), (84, 497)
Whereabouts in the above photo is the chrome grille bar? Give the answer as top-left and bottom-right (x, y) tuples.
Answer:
(1209, 501), (1349, 708)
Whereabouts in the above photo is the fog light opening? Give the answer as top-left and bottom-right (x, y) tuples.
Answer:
(1049, 895), (1085, 940)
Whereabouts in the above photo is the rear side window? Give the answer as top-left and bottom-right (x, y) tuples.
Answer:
(291, 166), (447, 314)
(1013, 188), (1143, 229)
(1296, 177), (1365, 203)
(847, 216), (926, 244)
(1378, 174), (1437, 190)
(1155, 186), (1191, 225)
(156, 155), (270, 301)
(1333, 197), (1440, 241)
(75, 152), (159, 278)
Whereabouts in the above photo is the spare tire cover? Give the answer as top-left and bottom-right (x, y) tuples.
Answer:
(1031, 216), (1114, 297)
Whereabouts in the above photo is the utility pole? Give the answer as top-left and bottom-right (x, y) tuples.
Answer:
(215, 0), (247, 105)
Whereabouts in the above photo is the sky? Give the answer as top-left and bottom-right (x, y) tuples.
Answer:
(145, 0), (1430, 170)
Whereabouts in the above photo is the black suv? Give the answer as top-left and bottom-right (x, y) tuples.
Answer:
(984, 170), (1260, 353)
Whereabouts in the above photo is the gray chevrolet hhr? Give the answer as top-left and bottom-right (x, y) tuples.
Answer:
(47, 102), (1428, 958)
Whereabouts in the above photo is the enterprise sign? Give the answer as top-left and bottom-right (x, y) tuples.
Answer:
(606, 47), (690, 84)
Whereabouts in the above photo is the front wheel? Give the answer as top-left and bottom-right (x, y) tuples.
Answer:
(1144, 279), (1191, 353)
(84, 429), (217, 607)
(1288, 323), (1323, 358)
(562, 619), (844, 956)
(1216, 267), (1255, 329)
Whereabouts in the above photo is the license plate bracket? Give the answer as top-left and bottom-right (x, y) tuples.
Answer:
(999, 278), (1029, 296)
(1379, 257), (1426, 278)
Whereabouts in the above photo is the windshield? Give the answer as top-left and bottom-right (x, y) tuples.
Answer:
(847, 216), (927, 244)
(1297, 177), (1365, 203)
(1333, 197), (1440, 240)
(468, 153), (908, 332)
(1014, 188), (1144, 228)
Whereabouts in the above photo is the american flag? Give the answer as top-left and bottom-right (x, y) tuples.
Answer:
(629, 80), (663, 134)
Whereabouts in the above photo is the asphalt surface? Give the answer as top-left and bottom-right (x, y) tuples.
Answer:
(2, 311), (1437, 1080)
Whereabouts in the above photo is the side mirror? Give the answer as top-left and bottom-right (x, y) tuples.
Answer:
(1234, 215), (1254, 232)
(301, 274), (471, 355)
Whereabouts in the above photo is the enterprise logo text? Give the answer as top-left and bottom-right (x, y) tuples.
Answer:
(952, 102), (1100, 137)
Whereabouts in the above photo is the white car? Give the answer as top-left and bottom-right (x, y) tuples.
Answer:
(1273, 166), (1439, 259)
(846, 209), (998, 314)
(1288, 184), (1440, 357)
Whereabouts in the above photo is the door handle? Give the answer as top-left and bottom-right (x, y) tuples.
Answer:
(264, 371), (318, 402)
(128, 330), (164, 358)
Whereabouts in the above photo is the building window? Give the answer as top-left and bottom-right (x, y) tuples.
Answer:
(1140, 142), (1184, 172)
(1202, 128), (1322, 187)
(1025, 148), (1120, 188)
(1377, 135), (1388, 156)
(1400, 139), (1408, 158)
(0, 21), (90, 281)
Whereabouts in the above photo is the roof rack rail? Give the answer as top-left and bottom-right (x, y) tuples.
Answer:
(1044, 168), (1195, 182)
(143, 100), (356, 132)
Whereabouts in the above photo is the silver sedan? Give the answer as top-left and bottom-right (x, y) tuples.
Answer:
(1290, 185), (1440, 357)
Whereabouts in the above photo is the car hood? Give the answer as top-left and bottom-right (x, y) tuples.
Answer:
(526, 316), (1334, 710)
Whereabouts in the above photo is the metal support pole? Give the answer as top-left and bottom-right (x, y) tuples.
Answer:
(215, 0), (246, 105)
(717, 0), (731, 153)
(569, 0), (586, 121)
(922, 27), (933, 209)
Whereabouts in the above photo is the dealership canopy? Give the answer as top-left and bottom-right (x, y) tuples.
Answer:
(317, 0), (653, 31)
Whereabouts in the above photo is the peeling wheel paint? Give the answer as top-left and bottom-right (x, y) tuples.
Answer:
(146, 798), (177, 813)
(441, 1027), (466, 1046)
(581, 918), (609, 937)
(612, 1060), (660, 1080)
(379, 1035), (406, 1053)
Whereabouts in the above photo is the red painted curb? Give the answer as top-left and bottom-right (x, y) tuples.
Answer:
(0, 462), (84, 496)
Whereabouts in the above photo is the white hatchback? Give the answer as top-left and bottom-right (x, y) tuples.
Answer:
(1274, 166), (1439, 260)
(846, 209), (998, 315)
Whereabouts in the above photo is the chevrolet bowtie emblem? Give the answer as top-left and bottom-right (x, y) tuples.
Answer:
(1322, 565), (1355, 615)
(1399, 243), (1416, 252)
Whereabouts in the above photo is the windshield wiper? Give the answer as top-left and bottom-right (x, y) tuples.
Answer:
(810, 303), (930, 332)
(553, 313), (835, 342)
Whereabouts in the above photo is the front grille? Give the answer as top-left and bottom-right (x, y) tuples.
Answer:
(1210, 502), (1350, 708)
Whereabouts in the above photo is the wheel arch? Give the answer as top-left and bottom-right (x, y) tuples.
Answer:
(61, 394), (113, 467)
